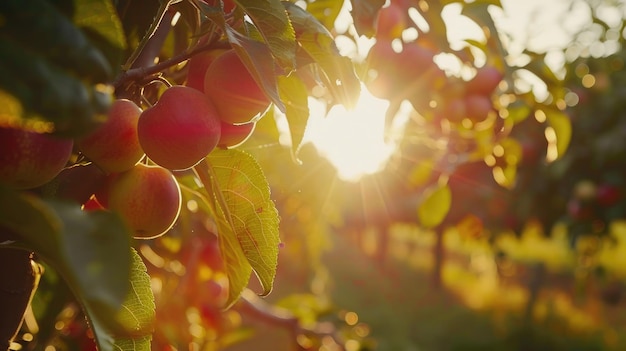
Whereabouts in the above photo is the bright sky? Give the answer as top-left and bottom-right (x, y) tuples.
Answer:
(305, 0), (614, 181)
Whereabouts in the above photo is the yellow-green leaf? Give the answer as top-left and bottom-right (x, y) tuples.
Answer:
(545, 108), (572, 160)
(235, 0), (296, 71)
(417, 184), (452, 228)
(284, 2), (360, 108)
(277, 74), (309, 159)
(207, 149), (280, 298)
(223, 24), (285, 112)
(217, 215), (253, 308)
(90, 249), (155, 351)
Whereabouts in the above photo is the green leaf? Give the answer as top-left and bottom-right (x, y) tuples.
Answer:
(217, 215), (254, 308)
(307, 0), (345, 32)
(277, 74), (310, 159)
(348, 0), (385, 37)
(0, 37), (113, 137)
(417, 184), (452, 228)
(223, 24), (286, 112)
(507, 100), (532, 123)
(545, 108), (572, 160)
(0, 0), (112, 82)
(235, 0), (297, 71)
(207, 149), (281, 299)
(89, 249), (154, 351)
(284, 2), (361, 108)
(74, 0), (127, 78)
(0, 187), (154, 350)
(108, 335), (152, 351)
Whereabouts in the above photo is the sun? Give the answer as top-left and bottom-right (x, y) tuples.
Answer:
(305, 85), (396, 182)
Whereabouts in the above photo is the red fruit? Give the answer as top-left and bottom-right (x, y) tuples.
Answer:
(82, 195), (104, 211)
(396, 44), (436, 81)
(218, 120), (255, 148)
(567, 199), (593, 221)
(202, 0), (235, 12)
(185, 49), (227, 93)
(442, 98), (467, 123)
(466, 66), (503, 96)
(204, 50), (271, 124)
(199, 236), (224, 271)
(77, 99), (144, 173)
(223, 0), (235, 12)
(365, 40), (399, 99)
(367, 39), (397, 72)
(521, 142), (540, 165)
(464, 94), (493, 122)
(376, 4), (406, 39)
(104, 163), (182, 239)
(597, 184), (621, 207)
(0, 126), (73, 189)
(138, 86), (221, 170)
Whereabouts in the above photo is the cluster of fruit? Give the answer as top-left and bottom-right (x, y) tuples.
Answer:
(365, 1), (503, 128)
(0, 48), (270, 239)
(568, 179), (623, 222)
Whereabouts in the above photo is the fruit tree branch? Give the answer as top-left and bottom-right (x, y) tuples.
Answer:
(236, 289), (345, 351)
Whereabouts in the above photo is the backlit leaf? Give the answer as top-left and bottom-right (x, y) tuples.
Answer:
(217, 214), (253, 308)
(235, 0), (297, 71)
(348, 0), (385, 37)
(417, 184), (452, 228)
(545, 108), (572, 160)
(207, 149), (281, 299)
(284, 2), (361, 108)
(277, 74), (310, 159)
(74, 0), (127, 77)
(308, 0), (346, 32)
(0, 186), (153, 343)
(223, 24), (286, 112)
(89, 249), (154, 351)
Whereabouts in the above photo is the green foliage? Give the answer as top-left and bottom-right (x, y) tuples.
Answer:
(0, 0), (124, 136)
(5, 0), (626, 350)
(90, 249), (154, 351)
(418, 184), (452, 228)
(234, 0), (296, 70)
(277, 74), (309, 157)
(207, 149), (280, 303)
(0, 186), (144, 338)
(284, 2), (361, 108)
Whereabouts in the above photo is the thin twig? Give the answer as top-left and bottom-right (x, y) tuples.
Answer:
(236, 289), (346, 351)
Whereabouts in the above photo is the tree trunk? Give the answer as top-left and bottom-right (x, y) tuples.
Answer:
(432, 229), (445, 289)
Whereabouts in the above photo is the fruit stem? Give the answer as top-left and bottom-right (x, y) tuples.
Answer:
(114, 39), (226, 91)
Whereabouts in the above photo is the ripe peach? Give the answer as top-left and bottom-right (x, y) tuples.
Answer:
(442, 98), (467, 123)
(0, 126), (73, 189)
(138, 86), (221, 170)
(185, 49), (227, 93)
(204, 50), (271, 124)
(464, 94), (493, 122)
(218, 120), (255, 149)
(395, 43), (436, 88)
(105, 163), (182, 239)
(466, 66), (503, 96)
(77, 99), (144, 173)
(376, 4), (406, 39)
(365, 40), (399, 99)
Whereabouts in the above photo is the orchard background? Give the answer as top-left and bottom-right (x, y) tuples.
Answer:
(2, 0), (626, 350)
